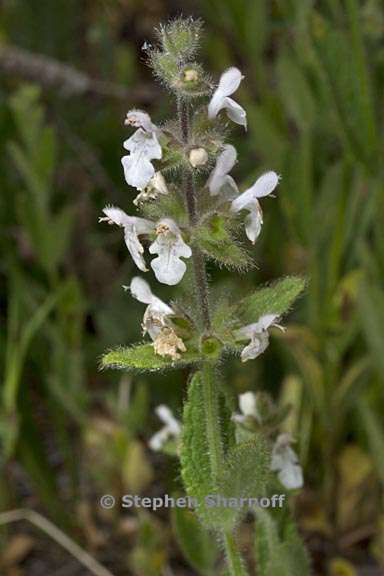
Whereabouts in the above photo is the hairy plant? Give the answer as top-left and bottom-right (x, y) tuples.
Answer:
(100, 18), (308, 575)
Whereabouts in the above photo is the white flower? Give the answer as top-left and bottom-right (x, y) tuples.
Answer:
(208, 67), (247, 128)
(234, 313), (284, 363)
(149, 219), (192, 286)
(207, 144), (238, 198)
(100, 210), (191, 286)
(122, 128), (162, 191)
(189, 147), (209, 167)
(99, 206), (155, 272)
(128, 277), (186, 359)
(122, 110), (161, 191)
(271, 433), (303, 490)
(133, 172), (169, 206)
(232, 391), (262, 424)
(231, 171), (280, 243)
(149, 405), (181, 452)
(128, 276), (173, 340)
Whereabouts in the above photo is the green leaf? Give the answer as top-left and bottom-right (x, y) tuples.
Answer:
(358, 399), (384, 485)
(357, 277), (384, 380)
(193, 215), (253, 271)
(311, 13), (377, 169)
(180, 372), (235, 529)
(101, 343), (201, 373)
(220, 437), (270, 500)
(277, 52), (315, 130)
(172, 506), (218, 575)
(237, 276), (306, 323)
(255, 510), (311, 576)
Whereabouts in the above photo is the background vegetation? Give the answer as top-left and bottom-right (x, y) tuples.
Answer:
(0, 0), (383, 574)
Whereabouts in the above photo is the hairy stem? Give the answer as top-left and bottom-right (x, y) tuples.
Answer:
(178, 97), (211, 331)
(178, 98), (248, 576)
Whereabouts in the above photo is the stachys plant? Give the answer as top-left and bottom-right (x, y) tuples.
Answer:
(101, 18), (309, 576)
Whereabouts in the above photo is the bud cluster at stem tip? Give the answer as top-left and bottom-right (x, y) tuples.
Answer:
(147, 18), (211, 98)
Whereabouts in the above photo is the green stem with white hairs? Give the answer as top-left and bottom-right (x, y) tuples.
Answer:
(178, 97), (248, 576)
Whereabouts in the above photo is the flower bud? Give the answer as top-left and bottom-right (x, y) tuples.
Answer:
(183, 68), (199, 82)
(189, 147), (208, 167)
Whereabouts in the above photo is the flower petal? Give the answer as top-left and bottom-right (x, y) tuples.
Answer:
(123, 223), (148, 272)
(100, 206), (154, 272)
(208, 68), (246, 125)
(278, 464), (304, 490)
(100, 206), (130, 226)
(253, 313), (281, 332)
(224, 97), (247, 128)
(122, 129), (162, 190)
(245, 171), (280, 199)
(150, 172), (168, 195)
(244, 203), (263, 244)
(123, 129), (162, 158)
(216, 67), (244, 97)
(231, 171), (279, 213)
(156, 405), (181, 434)
(148, 427), (171, 451)
(121, 155), (156, 191)
(271, 434), (303, 490)
(130, 276), (154, 304)
(240, 331), (269, 362)
(125, 109), (155, 132)
(239, 392), (257, 417)
(149, 405), (181, 451)
(130, 276), (173, 314)
(208, 145), (238, 196)
(149, 219), (192, 285)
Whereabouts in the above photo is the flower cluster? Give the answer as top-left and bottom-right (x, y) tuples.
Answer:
(100, 67), (280, 361)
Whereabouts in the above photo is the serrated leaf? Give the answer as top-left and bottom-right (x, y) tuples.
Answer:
(101, 343), (201, 372)
(172, 506), (218, 575)
(220, 437), (270, 500)
(193, 216), (253, 271)
(237, 276), (306, 323)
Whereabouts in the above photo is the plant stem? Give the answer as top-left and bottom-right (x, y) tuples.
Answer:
(178, 97), (211, 332)
(178, 98), (248, 576)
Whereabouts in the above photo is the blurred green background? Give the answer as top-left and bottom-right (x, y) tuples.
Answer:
(0, 0), (384, 574)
